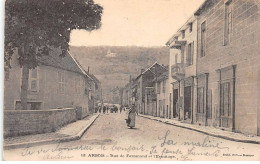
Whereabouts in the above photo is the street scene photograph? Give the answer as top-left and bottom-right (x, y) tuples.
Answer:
(2, 0), (260, 161)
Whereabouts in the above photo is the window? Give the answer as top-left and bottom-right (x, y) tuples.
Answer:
(186, 42), (194, 66)
(159, 100), (162, 112)
(58, 71), (65, 94)
(86, 80), (90, 90)
(4, 66), (10, 81)
(85, 80), (89, 91)
(80, 77), (83, 93)
(75, 76), (81, 94)
(197, 87), (204, 113)
(157, 82), (161, 94)
(181, 30), (185, 39)
(162, 80), (166, 93)
(74, 77), (77, 93)
(90, 81), (93, 91)
(15, 101), (41, 110)
(224, 0), (232, 45)
(29, 68), (38, 91)
(189, 23), (193, 33)
(175, 54), (178, 64)
(74, 78), (76, 93)
(201, 21), (206, 57)
(207, 89), (212, 119)
(77, 77), (83, 94)
(221, 82), (231, 116)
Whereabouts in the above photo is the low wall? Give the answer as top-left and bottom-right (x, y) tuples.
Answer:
(4, 108), (77, 138)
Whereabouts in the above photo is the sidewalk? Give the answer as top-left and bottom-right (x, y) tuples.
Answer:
(4, 113), (100, 150)
(138, 114), (260, 144)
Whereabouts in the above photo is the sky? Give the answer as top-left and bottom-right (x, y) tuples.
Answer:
(69, 0), (205, 47)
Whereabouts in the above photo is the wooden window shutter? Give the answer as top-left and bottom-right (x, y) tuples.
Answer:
(191, 41), (194, 65)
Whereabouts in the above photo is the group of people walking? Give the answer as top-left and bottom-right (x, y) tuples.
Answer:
(97, 103), (138, 129)
(98, 105), (125, 114)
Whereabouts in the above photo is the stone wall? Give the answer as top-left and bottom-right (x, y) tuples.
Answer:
(4, 108), (77, 138)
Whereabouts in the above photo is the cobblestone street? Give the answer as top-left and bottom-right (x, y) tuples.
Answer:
(4, 111), (260, 161)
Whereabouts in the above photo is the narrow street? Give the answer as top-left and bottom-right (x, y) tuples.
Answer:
(4, 111), (260, 161)
(3, 0), (260, 162)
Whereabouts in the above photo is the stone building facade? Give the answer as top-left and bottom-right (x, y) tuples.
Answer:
(166, 15), (198, 123)
(165, 0), (260, 136)
(90, 74), (103, 111)
(122, 76), (133, 107)
(194, 0), (260, 135)
(134, 63), (167, 114)
(112, 86), (122, 105)
(121, 63), (167, 114)
(4, 48), (96, 118)
(154, 70), (170, 118)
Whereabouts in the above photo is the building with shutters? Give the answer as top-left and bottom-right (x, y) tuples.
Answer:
(4, 48), (96, 118)
(134, 62), (167, 114)
(166, 15), (198, 123)
(154, 69), (170, 118)
(194, 0), (260, 135)
(166, 0), (260, 136)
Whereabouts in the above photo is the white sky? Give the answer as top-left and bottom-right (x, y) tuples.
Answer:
(69, 0), (205, 47)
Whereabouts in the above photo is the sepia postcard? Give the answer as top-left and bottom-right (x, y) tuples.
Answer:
(2, 0), (260, 161)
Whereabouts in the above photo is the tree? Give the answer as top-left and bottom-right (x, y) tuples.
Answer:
(5, 0), (103, 110)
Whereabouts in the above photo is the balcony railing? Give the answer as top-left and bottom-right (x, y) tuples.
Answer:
(171, 63), (185, 80)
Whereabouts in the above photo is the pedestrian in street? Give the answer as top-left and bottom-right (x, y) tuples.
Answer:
(119, 106), (122, 113)
(115, 106), (118, 113)
(126, 104), (138, 129)
(103, 105), (106, 114)
(99, 106), (102, 113)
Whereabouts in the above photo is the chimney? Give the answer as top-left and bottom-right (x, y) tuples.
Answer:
(129, 75), (132, 82)
(88, 66), (90, 73)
